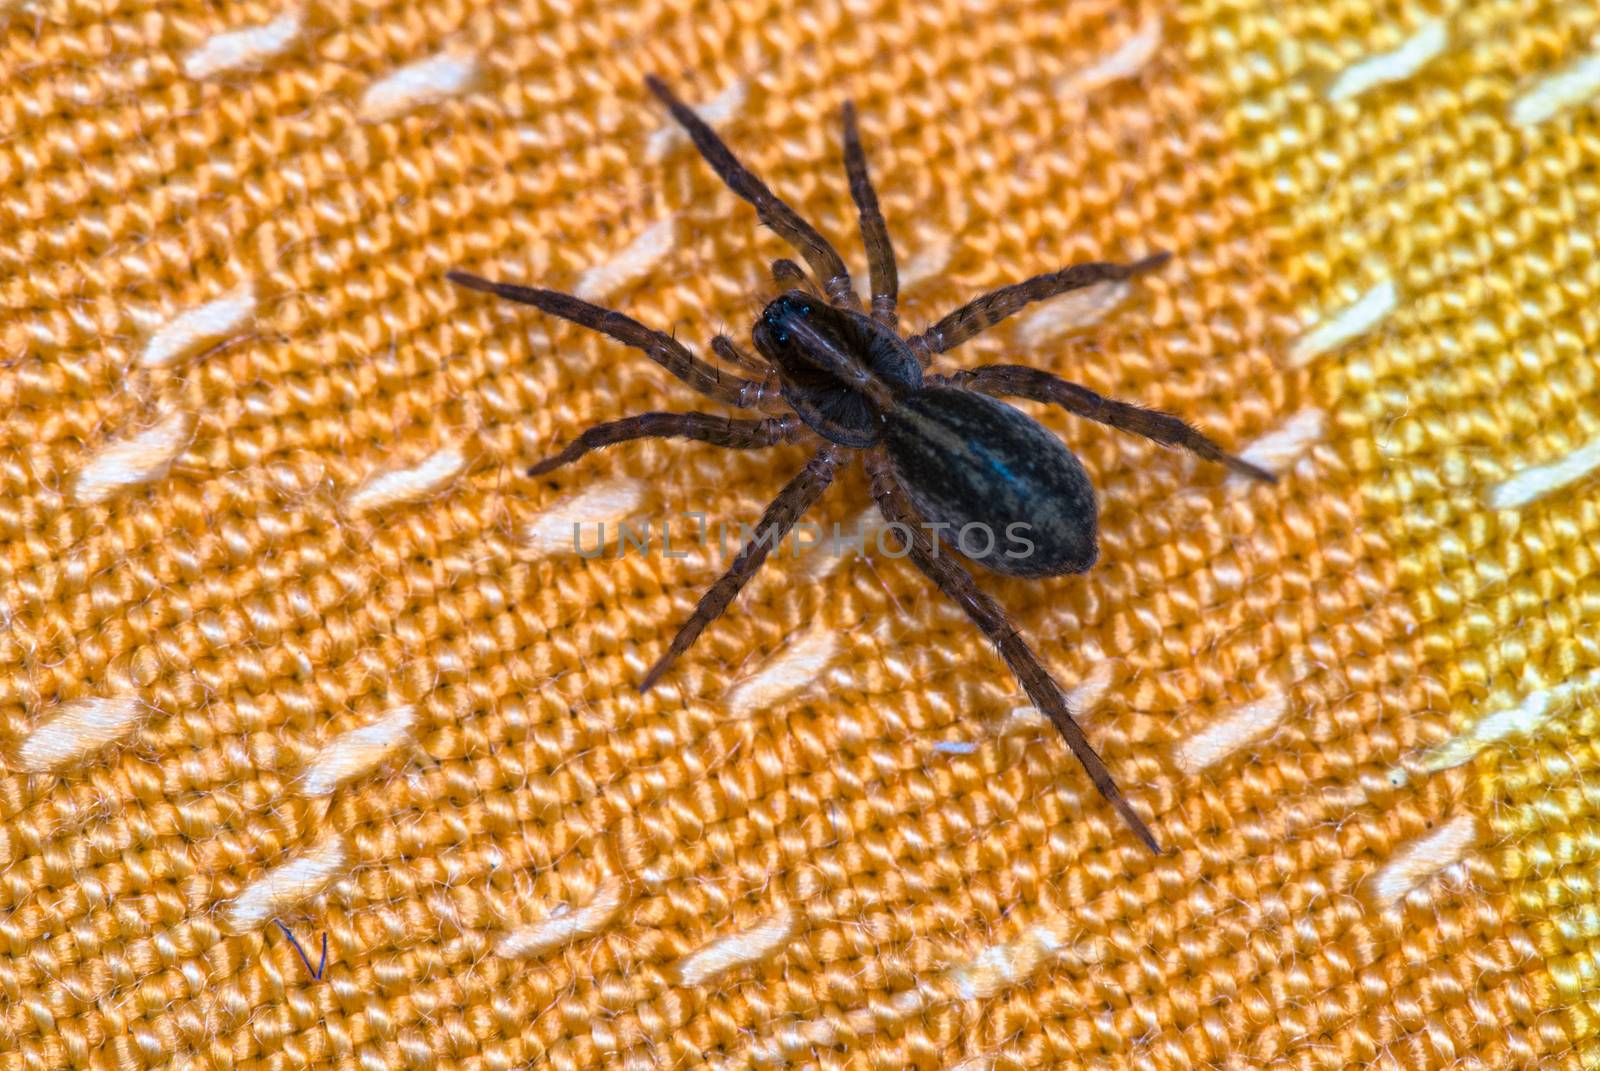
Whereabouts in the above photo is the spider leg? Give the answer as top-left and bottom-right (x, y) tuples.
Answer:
(645, 75), (859, 310)
(841, 101), (899, 327)
(770, 258), (818, 295)
(863, 449), (1163, 854)
(448, 272), (773, 410)
(937, 365), (1275, 483)
(909, 253), (1171, 358)
(528, 412), (806, 477)
(640, 445), (845, 693)
(711, 334), (770, 375)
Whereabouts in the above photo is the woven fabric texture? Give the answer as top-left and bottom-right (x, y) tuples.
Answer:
(2, 0), (1598, 1068)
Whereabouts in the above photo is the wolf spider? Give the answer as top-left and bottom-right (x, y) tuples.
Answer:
(448, 75), (1274, 853)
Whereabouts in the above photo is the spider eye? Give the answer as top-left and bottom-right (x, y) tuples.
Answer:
(772, 326), (789, 343)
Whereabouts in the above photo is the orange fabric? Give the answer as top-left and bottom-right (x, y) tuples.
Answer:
(1, 0), (1594, 1068)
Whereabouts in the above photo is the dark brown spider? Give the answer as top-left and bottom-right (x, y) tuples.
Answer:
(448, 75), (1275, 854)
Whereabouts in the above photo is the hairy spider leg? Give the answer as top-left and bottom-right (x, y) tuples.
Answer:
(909, 254), (1172, 360)
(936, 366), (1277, 483)
(646, 75), (860, 310)
(863, 450), (1163, 854)
(770, 259), (818, 295)
(527, 412), (807, 477)
(446, 272), (774, 410)
(711, 334), (770, 376)
(639, 445), (844, 693)
(840, 101), (899, 328)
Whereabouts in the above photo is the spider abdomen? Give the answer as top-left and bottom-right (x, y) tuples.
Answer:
(882, 387), (1098, 578)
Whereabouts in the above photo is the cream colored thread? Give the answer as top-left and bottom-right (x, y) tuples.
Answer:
(799, 505), (883, 581)
(141, 284), (256, 368)
(1173, 689), (1289, 774)
(523, 477), (648, 556)
(182, 12), (302, 80)
(1059, 16), (1162, 94)
(1289, 278), (1396, 365)
(948, 918), (1073, 1001)
(750, 989), (933, 1066)
(647, 79), (747, 159)
(225, 837), (347, 931)
(1370, 814), (1477, 907)
(1512, 48), (1600, 126)
(676, 908), (795, 987)
(299, 706), (416, 796)
(989, 660), (1115, 742)
(1226, 407), (1325, 489)
(753, 914), (1091, 1062)
(726, 625), (837, 716)
(575, 217), (680, 301)
(1327, 19), (1448, 101)
(18, 697), (146, 772)
(359, 51), (479, 123)
(853, 238), (952, 303)
(1015, 279), (1132, 346)
(1488, 437), (1600, 509)
(74, 411), (194, 504)
(898, 241), (953, 289)
(497, 877), (625, 959)
(1414, 667), (1600, 774)
(344, 445), (467, 513)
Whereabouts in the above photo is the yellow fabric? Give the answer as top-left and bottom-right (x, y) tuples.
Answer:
(2, 0), (1596, 1068)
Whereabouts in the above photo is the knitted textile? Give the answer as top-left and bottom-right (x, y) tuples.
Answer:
(2, 0), (1597, 1068)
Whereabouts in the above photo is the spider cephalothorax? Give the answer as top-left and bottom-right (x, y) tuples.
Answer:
(448, 76), (1275, 854)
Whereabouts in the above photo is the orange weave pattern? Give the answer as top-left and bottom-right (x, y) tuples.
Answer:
(1, 0), (1595, 1068)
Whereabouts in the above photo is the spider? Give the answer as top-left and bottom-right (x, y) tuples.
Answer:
(448, 75), (1275, 854)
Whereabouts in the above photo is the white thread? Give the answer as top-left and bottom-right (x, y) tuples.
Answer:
(898, 242), (953, 289)
(749, 988), (932, 1067)
(18, 697), (146, 772)
(948, 919), (1074, 1001)
(1060, 16), (1163, 94)
(225, 837), (347, 931)
(1415, 667), (1600, 774)
(575, 217), (679, 302)
(1066, 660), (1114, 718)
(726, 626), (837, 716)
(299, 706), (416, 796)
(854, 239), (952, 303)
(1015, 279), (1132, 346)
(647, 79), (747, 160)
(497, 877), (625, 959)
(676, 908), (795, 987)
(183, 12), (302, 80)
(524, 477), (648, 556)
(141, 284), (256, 368)
(344, 445), (466, 513)
(1226, 407), (1325, 489)
(1488, 437), (1600, 510)
(1289, 278), (1397, 365)
(359, 51), (478, 123)
(799, 505), (883, 581)
(1327, 19), (1448, 101)
(75, 411), (194, 504)
(1173, 689), (1289, 774)
(1370, 814), (1476, 907)
(1512, 49), (1600, 126)
(994, 660), (1115, 741)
